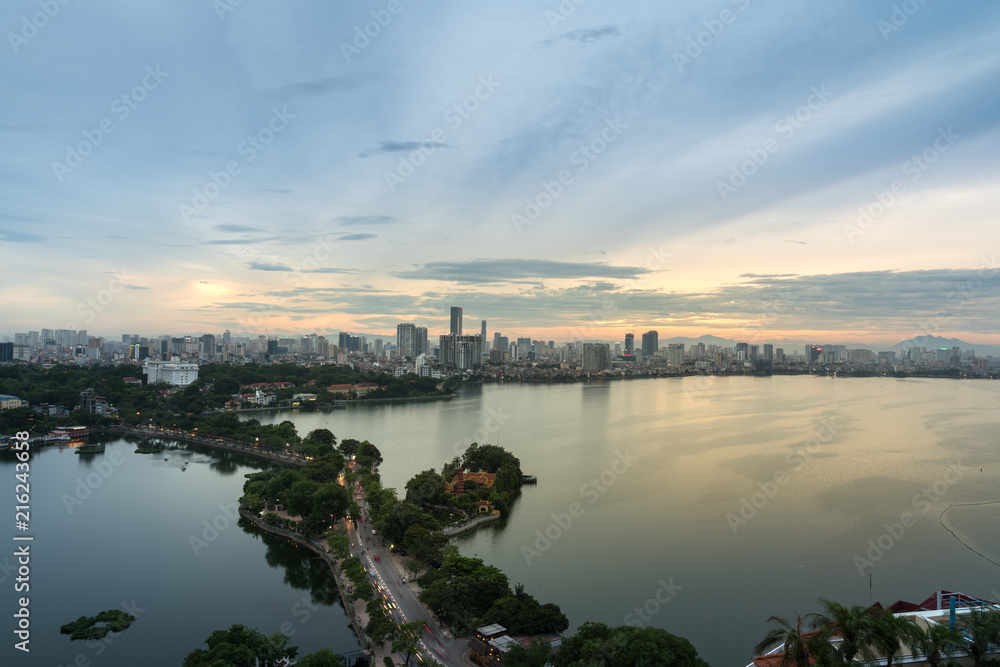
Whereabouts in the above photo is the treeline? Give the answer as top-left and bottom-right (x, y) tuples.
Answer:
(238, 428), (355, 535)
(0, 362), (453, 435)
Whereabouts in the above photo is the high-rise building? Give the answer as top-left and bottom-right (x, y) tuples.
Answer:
(450, 306), (462, 336)
(481, 321), (487, 356)
(624, 333), (634, 355)
(775, 348), (785, 363)
(397, 323), (417, 358)
(641, 330), (658, 357)
(516, 337), (533, 360)
(763, 344), (773, 361)
(807, 345), (822, 362)
(415, 327), (427, 355)
(581, 343), (610, 371)
(200, 334), (216, 359)
(440, 333), (482, 369)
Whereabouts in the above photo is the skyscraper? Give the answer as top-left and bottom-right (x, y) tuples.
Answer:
(481, 320), (487, 356)
(450, 306), (462, 335)
(624, 333), (634, 355)
(641, 330), (658, 357)
(415, 327), (428, 355)
(582, 343), (610, 371)
(397, 323), (417, 358)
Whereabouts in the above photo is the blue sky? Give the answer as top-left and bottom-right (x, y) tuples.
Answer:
(3, 0), (1000, 346)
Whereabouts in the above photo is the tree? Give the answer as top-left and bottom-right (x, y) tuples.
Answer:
(405, 469), (445, 507)
(355, 441), (383, 470)
(305, 428), (336, 447)
(914, 622), (968, 667)
(338, 438), (361, 458)
(504, 637), (555, 667)
(182, 624), (298, 667)
(392, 620), (426, 663)
(807, 599), (879, 663)
(285, 479), (320, 517)
(958, 608), (1000, 667)
(870, 609), (923, 667)
(555, 622), (709, 667)
(754, 615), (834, 667)
(312, 483), (351, 521)
(295, 648), (347, 667)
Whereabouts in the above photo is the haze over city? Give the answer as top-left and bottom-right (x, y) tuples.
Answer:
(4, 1), (1000, 344)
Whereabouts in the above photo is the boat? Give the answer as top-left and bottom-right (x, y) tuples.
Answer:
(180, 465), (187, 471)
(76, 443), (106, 455)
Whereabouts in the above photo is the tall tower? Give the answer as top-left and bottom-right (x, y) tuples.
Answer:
(481, 320), (487, 356)
(625, 332), (634, 355)
(450, 306), (463, 336)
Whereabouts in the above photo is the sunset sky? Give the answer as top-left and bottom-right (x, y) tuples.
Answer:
(3, 1), (1000, 346)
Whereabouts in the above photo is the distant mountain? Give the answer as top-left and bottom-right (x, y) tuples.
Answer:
(662, 334), (738, 347)
(890, 335), (1000, 356)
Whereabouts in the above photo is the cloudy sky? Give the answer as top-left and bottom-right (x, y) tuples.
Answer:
(3, 0), (1000, 346)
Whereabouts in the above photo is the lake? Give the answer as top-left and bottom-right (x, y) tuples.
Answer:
(0, 439), (360, 666)
(249, 376), (1000, 666)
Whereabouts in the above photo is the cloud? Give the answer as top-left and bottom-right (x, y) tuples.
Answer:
(0, 229), (45, 243)
(539, 25), (620, 47)
(338, 233), (377, 241)
(336, 215), (395, 226)
(393, 259), (650, 283)
(214, 224), (264, 233)
(358, 141), (449, 157)
(249, 261), (292, 272)
(273, 76), (361, 96)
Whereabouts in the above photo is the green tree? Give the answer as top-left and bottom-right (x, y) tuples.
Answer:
(914, 622), (968, 667)
(870, 609), (923, 667)
(405, 469), (445, 507)
(807, 599), (879, 663)
(182, 624), (298, 667)
(754, 615), (834, 667)
(959, 608), (1000, 667)
(392, 620), (426, 663)
(295, 648), (347, 667)
(504, 638), (555, 667)
(555, 622), (709, 667)
(305, 428), (336, 447)
(285, 479), (320, 517)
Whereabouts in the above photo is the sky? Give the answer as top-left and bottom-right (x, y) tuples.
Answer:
(3, 0), (1000, 347)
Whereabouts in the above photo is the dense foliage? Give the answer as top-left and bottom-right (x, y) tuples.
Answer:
(181, 624), (309, 667)
(0, 362), (448, 435)
(417, 547), (568, 637)
(59, 610), (135, 641)
(553, 622), (710, 667)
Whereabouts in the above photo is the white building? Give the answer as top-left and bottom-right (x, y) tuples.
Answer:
(143, 360), (199, 387)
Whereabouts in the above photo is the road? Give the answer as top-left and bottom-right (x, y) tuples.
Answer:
(344, 467), (469, 667)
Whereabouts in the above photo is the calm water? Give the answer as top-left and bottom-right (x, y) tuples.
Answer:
(250, 376), (1000, 666)
(0, 440), (359, 666)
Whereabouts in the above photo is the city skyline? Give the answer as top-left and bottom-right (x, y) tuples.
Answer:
(4, 3), (1000, 344)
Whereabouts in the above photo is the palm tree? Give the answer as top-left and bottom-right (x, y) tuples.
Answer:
(870, 610), (923, 667)
(913, 622), (967, 667)
(958, 608), (1000, 667)
(807, 599), (880, 663)
(755, 614), (836, 667)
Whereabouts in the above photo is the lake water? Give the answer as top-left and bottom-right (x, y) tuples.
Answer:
(0, 440), (360, 666)
(4, 376), (998, 667)
(249, 376), (1000, 666)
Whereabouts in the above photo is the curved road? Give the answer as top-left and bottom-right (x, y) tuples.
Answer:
(344, 468), (470, 666)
